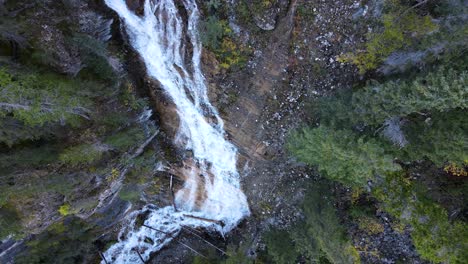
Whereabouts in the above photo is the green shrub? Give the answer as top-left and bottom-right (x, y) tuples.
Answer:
(199, 16), (229, 50)
(349, 204), (374, 219)
(349, 205), (385, 235)
(0, 117), (52, 147)
(58, 204), (72, 216)
(356, 217), (384, 235)
(373, 172), (468, 263)
(205, 0), (222, 11)
(309, 90), (355, 130)
(97, 112), (131, 130)
(0, 145), (59, 169)
(234, 1), (252, 25)
(15, 218), (98, 264)
(223, 244), (254, 264)
(199, 16), (249, 70)
(265, 229), (299, 263)
(104, 126), (146, 151)
(0, 68), (93, 127)
(59, 144), (105, 166)
(411, 202), (467, 263)
(126, 150), (158, 185)
(0, 203), (22, 239)
(340, 2), (437, 73)
(68, 34), (116, 81)
(118, 185), (140, 203)
(120, 82), (149, 111)
(0, 173), (76, 210)
(288, 125), (400, 187)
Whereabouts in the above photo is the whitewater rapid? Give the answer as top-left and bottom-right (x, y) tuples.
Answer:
(102, 0), (249, 262)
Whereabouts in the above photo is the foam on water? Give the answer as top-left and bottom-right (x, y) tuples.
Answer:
(102, 0), (250, 262)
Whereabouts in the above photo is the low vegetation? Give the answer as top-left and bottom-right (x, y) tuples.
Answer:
(339, 0), (437, 73)
(199, 2), (250, 70)
(373, 172), (468, 263)
(59, 144), (106, 166)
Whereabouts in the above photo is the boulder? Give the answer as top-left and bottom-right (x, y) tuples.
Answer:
(252, 0), (290, 31)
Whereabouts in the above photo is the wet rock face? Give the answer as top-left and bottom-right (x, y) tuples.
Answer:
(126, 0), (145, 15)
(125, 50), (181, 139)
(148, 79), (181, 139)
(201, 49), (221, 103)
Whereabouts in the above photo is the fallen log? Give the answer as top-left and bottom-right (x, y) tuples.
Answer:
(142, 224), (170, 235)
(181, 226), (227, 255)
(130, 130), (160, 159)
(178, 241), (207, 259)
(142, 224), (206, 259)
(183, 214), (225, 227)
(98, 251), (108, 264)
(132, 248), (146, 263)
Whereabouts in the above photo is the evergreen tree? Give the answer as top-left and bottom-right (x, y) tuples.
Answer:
(264, 181), (359, 264)
(292, 181), (360, 264)
(402, 110), (468, 166)
(288, 125), (400, 188)
(0, 68), (93, 127)
(352, 66), (468, 126)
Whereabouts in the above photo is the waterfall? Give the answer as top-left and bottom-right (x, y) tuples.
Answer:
(102, 0), (250, 262)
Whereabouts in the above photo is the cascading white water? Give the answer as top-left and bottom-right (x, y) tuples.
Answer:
(102, 0), (250, 262)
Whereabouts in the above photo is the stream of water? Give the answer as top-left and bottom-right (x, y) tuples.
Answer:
(102, 0), (249, 262)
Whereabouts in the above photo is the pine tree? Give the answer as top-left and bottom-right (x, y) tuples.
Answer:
(403, 110), (468, 166)
(0, 68), (93, 127)
(288, 125), (400, 187)
(351, 66), (468, 126)
(292, 181), (360, 264)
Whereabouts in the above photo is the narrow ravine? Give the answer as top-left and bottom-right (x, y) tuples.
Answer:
(102, 0), (250, 263)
